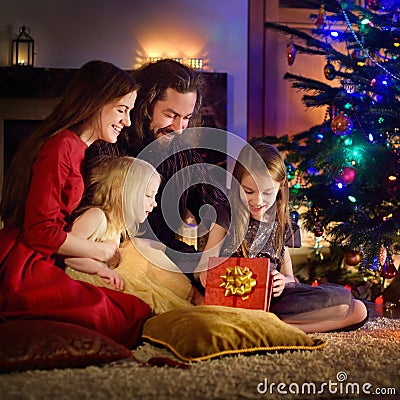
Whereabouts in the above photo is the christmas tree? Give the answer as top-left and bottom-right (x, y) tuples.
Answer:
(262, 0), (399, 296)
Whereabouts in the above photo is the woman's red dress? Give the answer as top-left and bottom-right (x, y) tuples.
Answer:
(0, 130), (151, 348)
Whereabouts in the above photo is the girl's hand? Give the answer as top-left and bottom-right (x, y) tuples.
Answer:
(271, 269), (285, 297)
(195, 270), (208, 288)
(191, 286), (205, 306)
(96, 267), (125, 291)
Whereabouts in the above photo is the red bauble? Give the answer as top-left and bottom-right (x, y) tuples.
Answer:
(286, 41), (296, 66)
(337, 166), (356, 185)
(331, 112), (353, 136)
(344, 250), (362, 266)
(380, 257), (398, 279)
(366, 0), (381, 11)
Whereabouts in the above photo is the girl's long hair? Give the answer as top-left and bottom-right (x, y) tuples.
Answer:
(224, 142), (291, 261)
(75, 156), (160, 241)
(1, 60), (137, 229)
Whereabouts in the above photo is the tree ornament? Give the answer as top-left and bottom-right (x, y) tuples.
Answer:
(286, 40), (296, 66)
(344, 250), (362, 266)
(343, 79), (356, 94)
(366, 0), (382, 12)
(388, 130), (400, 151)
(379, 256), (398, 279)
(336, 166), (356, 185)
(323, 61), (336, 80)
(378, 246), (387, 265)
(315, 4), (326, 29)
(312, 221), (324, 237)
(331, 112), (353, 136)
(366, 0), (394, 13)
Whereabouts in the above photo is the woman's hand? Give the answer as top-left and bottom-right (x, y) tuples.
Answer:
(98, 240), (120, 268)
(271, 269), (285, 297)
(96, 267), (125, 291)
(107, 248), (121, 269)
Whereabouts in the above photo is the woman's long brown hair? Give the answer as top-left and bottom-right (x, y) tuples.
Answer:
(1, 60), (137, 229)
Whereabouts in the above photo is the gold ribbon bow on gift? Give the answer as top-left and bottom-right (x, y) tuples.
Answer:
(220, 265), (257, 300)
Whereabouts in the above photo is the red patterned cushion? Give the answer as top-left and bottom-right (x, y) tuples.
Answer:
(0, 320), (133, 372)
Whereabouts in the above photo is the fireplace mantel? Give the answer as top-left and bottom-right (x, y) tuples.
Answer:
(0, 66), (80, 98)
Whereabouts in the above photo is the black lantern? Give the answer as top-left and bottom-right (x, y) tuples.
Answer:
(12, 26), (34, 66)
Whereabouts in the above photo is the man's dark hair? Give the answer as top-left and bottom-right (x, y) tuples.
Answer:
(124, 59), (205, 154)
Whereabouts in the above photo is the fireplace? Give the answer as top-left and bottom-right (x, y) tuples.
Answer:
(0, 67), (76, 196)
(0, 97), (57, 194)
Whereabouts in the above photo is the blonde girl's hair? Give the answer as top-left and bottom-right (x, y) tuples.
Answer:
(1, 60), (138, 229)
(123, 157), (161, 238)
(77, 156), (160, 241)
(226, 142), (291, 261)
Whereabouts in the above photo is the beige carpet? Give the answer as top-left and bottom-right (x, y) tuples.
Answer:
(0, 317), (399, 400)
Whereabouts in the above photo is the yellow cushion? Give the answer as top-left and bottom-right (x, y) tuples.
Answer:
(142, 305), (327, 362)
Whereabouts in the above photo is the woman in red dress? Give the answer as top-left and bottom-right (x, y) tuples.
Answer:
(0, 60), (151, 348)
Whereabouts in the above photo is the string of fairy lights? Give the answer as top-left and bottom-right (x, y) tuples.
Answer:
(339, 1), (400, 82)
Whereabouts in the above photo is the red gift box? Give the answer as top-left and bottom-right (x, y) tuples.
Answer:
(204, 257), (273, 311)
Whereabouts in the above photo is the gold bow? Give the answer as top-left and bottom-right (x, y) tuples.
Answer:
(220, 266), (257, 300)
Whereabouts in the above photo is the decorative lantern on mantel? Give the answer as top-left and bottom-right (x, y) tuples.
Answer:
(12, 26), (34, 67)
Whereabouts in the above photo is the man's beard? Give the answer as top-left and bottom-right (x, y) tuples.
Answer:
(151, 126), (187, 151)
(137, 127), (184, 165)
(154, 126), (180, 142)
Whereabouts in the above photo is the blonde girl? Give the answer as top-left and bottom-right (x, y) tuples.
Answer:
(66, 156), (194, 314)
